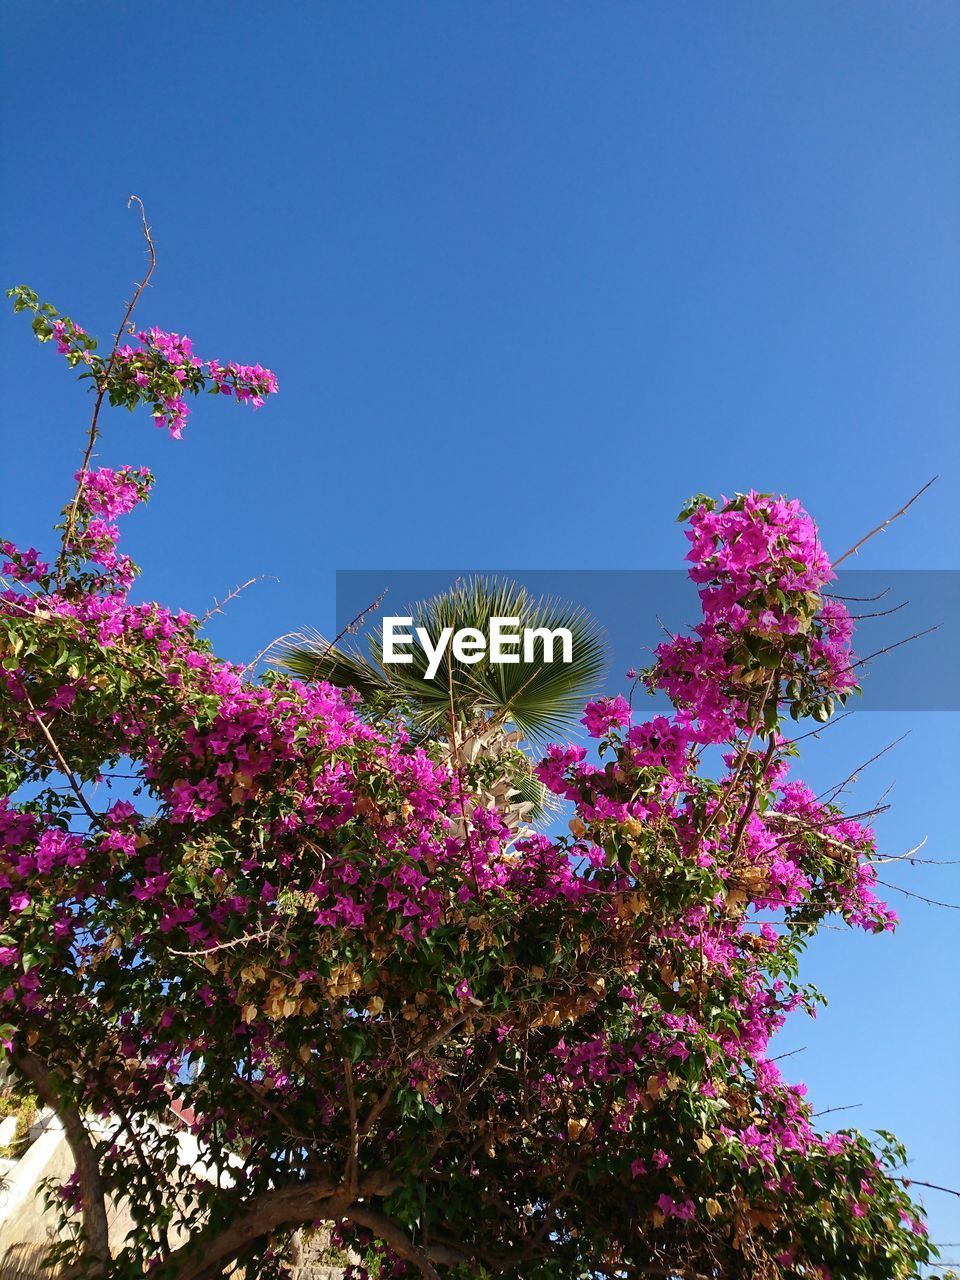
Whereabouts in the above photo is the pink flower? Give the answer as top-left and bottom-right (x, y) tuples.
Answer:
(657, 1194), (696, 1221)
(581, 695), (632, 738)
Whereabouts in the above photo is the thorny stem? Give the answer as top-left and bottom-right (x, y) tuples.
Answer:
(57, 196), (157, 585)
(831, 477), (937, 569)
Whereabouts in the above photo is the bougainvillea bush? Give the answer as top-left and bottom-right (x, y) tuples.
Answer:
(0, 268), (936, 1280)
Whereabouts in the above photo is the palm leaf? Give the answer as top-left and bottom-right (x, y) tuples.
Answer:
(275, 576), (606, 746)
(278, 629), (388, 704)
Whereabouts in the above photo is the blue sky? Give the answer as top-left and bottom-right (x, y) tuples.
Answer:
(2, 0), (958, 1259)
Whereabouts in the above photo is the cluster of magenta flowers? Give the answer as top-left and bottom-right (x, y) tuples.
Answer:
(113, 327), (279, 438)
(48, 465), (157, 591)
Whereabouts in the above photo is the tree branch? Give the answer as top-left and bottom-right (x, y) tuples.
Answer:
(11, 1047), (110, 1270)
(167, 1182), (351, 1280)
(346, 1206), (447, 1280)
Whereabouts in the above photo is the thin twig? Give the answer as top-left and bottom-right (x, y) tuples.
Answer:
(765, 809), (886, 862)
(832, 477), (937, 569)
(851, 624), (941, 671)
(816, 733), (910, 805)
(702, 668), (779, 841)
(200, 576), (277, 626)
(319, 588), (388, 662)
(875, 880), (960, 911)
(879, 853), (960, 866)
(895, 1178), (960, 1201)
(824, 587), (892, 603)
(250, 589), (388, 679)
(873, 837), (929, 865)
(729, 732), (779, 856)
(847, 600), (909, 621)
(783, 711), (854, 745)
(241, 630), (304, 678)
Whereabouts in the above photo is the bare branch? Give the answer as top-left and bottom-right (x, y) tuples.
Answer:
(832, 477), (937, 569)
(851, 624), (941, 671)
(200, 575), (277, 626)
(728, 732), (778, 855)
(816, 733), (910, 805)
(783, 710), (854, 745)
(167, 927), (278, 958)
(771, 1046), (806, 1062)
(896, 1178), (960, 1201)
(876, 879), (960, 911)
(322, 587), (388, 655)
(241, 629), (306, 678)
(343, 1057), (359, 1193)
(258, 589), (389, 678)
(874, 837), (929, 865)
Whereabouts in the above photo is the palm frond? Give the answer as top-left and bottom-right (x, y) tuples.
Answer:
(382, 577), (606, 744)
(276, 578), (606, 746)
(510, 764), (563, 824)
(277, 628), (389, 704)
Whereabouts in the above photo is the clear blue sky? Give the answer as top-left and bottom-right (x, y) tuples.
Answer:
(2, 1), (958, 1259)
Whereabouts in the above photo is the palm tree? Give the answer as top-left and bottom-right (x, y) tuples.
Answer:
(276, 577), (606, 831)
